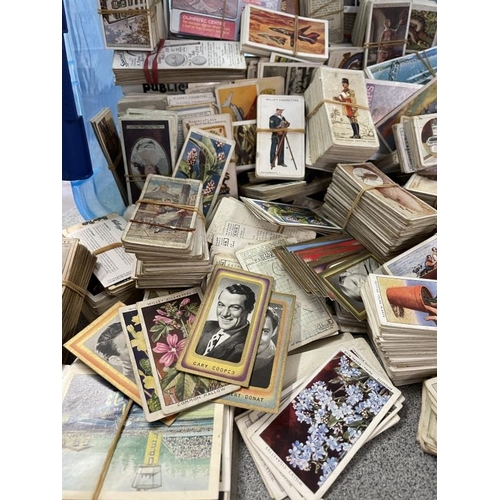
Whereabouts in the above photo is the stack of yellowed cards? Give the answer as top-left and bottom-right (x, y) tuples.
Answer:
(304, 66), (380, 169)
(121, 175), (212, 289)
(61, 238), (96, 353)
(417, 376), (437, 455)
(112, 40), (248, 86)
(63, 213), (140, 322)
(235, 334), (405, 500)
(321, 162), (438, 261)
(361, 274), (437, 386)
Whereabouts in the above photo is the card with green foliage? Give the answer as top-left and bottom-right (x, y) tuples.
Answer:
(137, 287), (240, 417)
(173, 126), (236, 220)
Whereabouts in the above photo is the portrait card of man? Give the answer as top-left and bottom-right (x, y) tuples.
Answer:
(320, 251), (382, 320)
(63, 302), (142, 405)
(176, 266), (274, 387)
(214, 291), (296, 413)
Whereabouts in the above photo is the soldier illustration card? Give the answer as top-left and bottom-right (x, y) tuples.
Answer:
(176, 266), (274, 387)
(255, 94), (305, 180)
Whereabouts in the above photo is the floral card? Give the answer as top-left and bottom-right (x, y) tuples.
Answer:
(173, 127), (236, 219)
(138, 288), (240, 417)
(249, 348), (401, 499)
(119, 303), (177, 424)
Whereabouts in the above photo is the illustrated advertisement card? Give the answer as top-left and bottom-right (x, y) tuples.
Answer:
(215, 292), (296, 413)
(255, 94), (305, 180)
(63, 302), (140, 404)
(138, 288), (240, 417)
(176, 266), (274, 387)
(382, 234), (437, 279)
(367, 274), (437, 330)
(249, 348), (401, 500)
(173, 127), (236, 219)
(169, 0), (242, 41)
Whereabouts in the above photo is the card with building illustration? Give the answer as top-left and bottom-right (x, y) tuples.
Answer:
(214, 292), (295, 413)
(136, 288), (240, 417)
(176, 266), (274, 387)
(173, 127), (235, 219)
(255, 94), (305, 180)
(98, 0), (164, 50)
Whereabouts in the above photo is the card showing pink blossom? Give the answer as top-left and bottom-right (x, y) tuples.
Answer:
(137, 287), (240, 417)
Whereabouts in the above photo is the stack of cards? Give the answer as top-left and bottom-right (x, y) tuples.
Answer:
(240, 5), (329, 62)
(381, 233), (437, 280)
(62, 214), (139, 321)
(240, 196), (342, 234)
(62, 361), (228, 499)
(401, 113), (438, 171)
(121, 288), (240, 420)
(417, 376), (437, 455)
(351, 0), (412, 69)
(206, 196), (318, 246)
(272, 233), (367, 300)
(97, 0), (165, 51)
(321, 162), (437, 261)
(176, 266), (275, 388)
(304, 67), (379, 169)
(172, 126), (236, 220)
(112, 40), (248, 86)
(62, 238), (97, 353)
(121, 175), (212, 288)
(235, 335), (404, 500)
(403, 172), (437, 207)
(361, 274), (437, 386)
(255, 94), (306, 180)
(118, 109), (178, 205)
(302, 0), (344, 44)
(168, 0), (243, 41)
(90, 107), (128, 205)
(240, 170), (332, 201)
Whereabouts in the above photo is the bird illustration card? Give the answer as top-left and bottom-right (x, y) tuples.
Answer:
(255, 94), (305, 180)
(176, 266), (274, 387)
